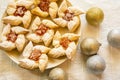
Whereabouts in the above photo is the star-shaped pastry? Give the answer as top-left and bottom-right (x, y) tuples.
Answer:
(3, 0), (33, 28)
(31, 0), (58, 18)
(0, 24), (29, 51)
(48, 31), (80, 59)
(54, 0), (84, 32)
(19, 41), (50, 72)
(26, 16), (58, 46)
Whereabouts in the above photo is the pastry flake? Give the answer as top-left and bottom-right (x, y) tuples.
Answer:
(39, 54), (48, 72)
(11, 26), (29, 34)
(22, 11), (32, 28)
(58, 0), (68, 17)
(22, 41), (33, 58)
(7, 7), (16, 16)
(48, 46), (65, 58)
(33, 45), (50, 54)
(15, 34), (26, 52)
(62, 33), (80, 41)
(0, 41), (16, 51)
(49, 2), (58, 18)
(3, 16), (22, 26)
(42, 19), (59, 28)
(53, 18), (68, 27)
(1, 24), (11, 41)
(68, 7), (84, 16)
(65, 42), (76, 59)
(19, 58), (39, 70)
(42, 29), (54, 46)
(16, 0), (33, 9)
(27, 33), (42, 43)
(52, 31), (61, 48)
(6, 0), (16, 15)
(30, 16), (41, 32)
(67, 16), (80, 32)
(31, 7), (49, 18)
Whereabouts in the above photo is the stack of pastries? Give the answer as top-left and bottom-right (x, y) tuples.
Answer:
(0, 0), (83, 72)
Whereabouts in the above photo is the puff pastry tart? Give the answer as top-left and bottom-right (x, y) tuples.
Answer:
(19, 41), (50, 72)
(3, 0), (33, 28)
(48, 31), (80, 59)
(27, 16), (58, 46)
(0, 24), (29, 52)
(31, 0), (58, 18)
(54, 0), (84, 32)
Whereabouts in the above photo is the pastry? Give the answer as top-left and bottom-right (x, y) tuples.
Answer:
(31, 0), (58, 18)
(48, 31), (80, 59)
(27, 16), (58, 46)
(19, 41), (50, 71)
(3, 0), (33, 28)
(54, 0), (84, 32)
(0, 24), (29, 51)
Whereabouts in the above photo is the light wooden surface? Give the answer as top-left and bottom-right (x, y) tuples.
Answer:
(1, 0), (120, 80)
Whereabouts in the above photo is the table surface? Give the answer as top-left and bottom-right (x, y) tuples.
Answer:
(0, 0), (120, 80)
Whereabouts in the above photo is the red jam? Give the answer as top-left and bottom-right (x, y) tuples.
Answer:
(14, 6), (27, 17)
(35, 23), (49, 36)
(60, 37), (71, 49)
(63, 10), (74, 21)
(29, 49), (42, 61)
(38, 0), (50, 12)
(7, 31), (18, 43)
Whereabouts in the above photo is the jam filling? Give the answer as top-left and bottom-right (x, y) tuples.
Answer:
(60, 37), (71, 49)
(63, 10), (74, 21)
(7, 30), (18, 43)
(35, 23), (49, 36)
(29, 49), (42, 61)
(38, 0), (50, 12)
(14, 6), (27, 17)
